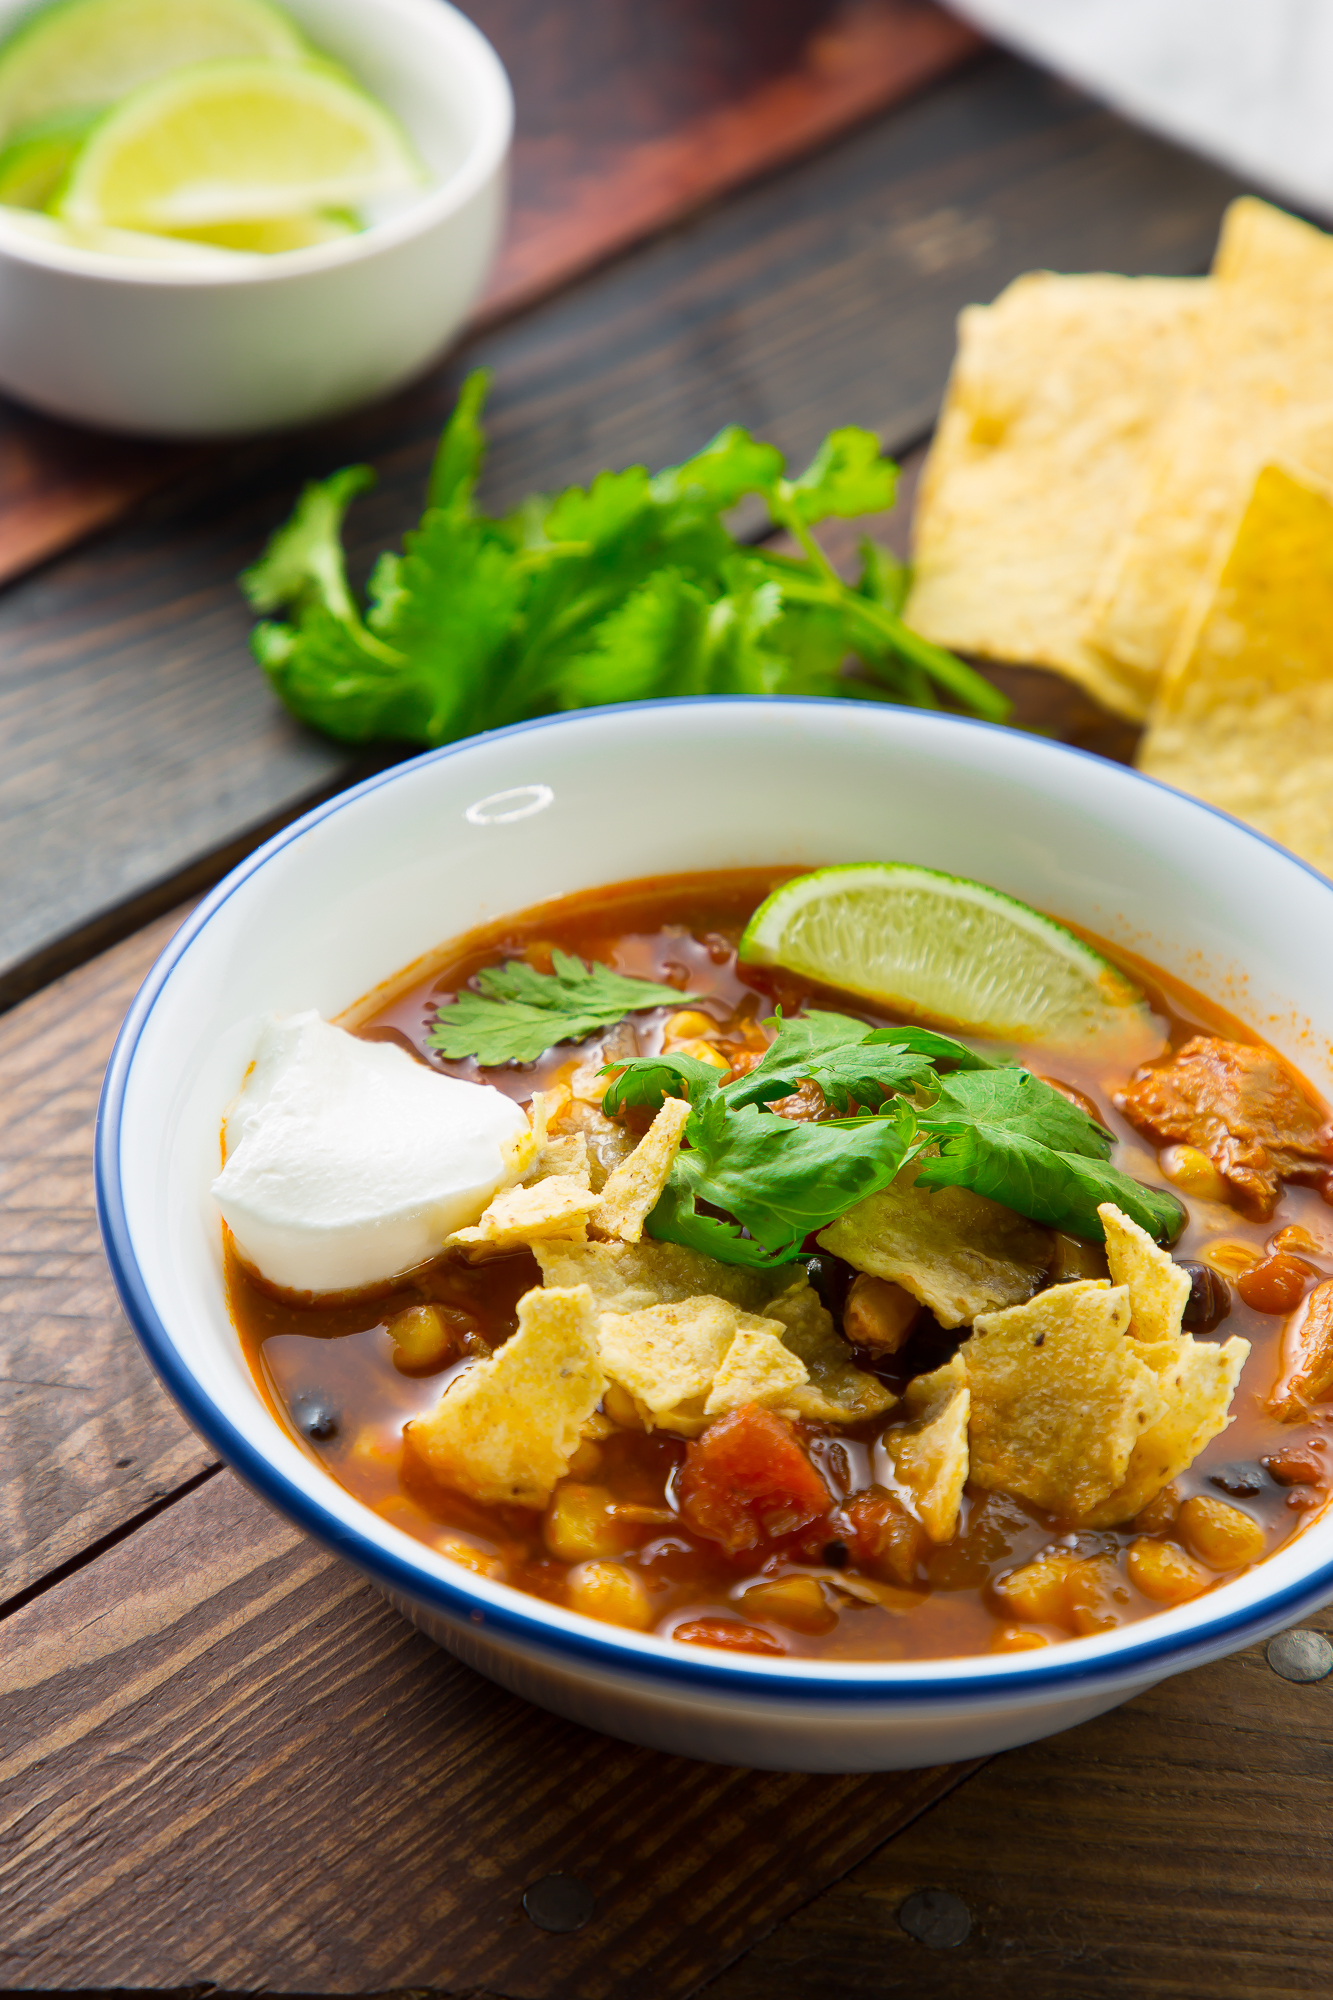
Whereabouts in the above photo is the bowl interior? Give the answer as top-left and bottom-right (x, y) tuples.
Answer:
(104, 702), (1333, 1687)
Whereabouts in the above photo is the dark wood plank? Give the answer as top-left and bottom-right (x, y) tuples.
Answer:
(0, 0), (978, 594)
(0, 904), (214, 1607)
(0, 55), (1238, 1005)
(705, 1612), (1333, 2000)
(475, 0), (982, 320)
(0, 1468), (976, 1994)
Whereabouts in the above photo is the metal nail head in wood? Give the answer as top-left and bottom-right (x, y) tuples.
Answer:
(898, 1888), (972, 1948)
(1266, 1628), (1333, 1683)
(523, 1874), (596, 1933)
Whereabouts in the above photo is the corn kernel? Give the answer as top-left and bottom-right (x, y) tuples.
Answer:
(992, 1551), (1078, 1627)
(739, 1575), (838, 1635)
(671, 1038), (730, 1071)
(1200, 1238), (1264, 1281)
(603, 1383), (645, 1430)
(1160, 1144), (1231, 1204)
(387, 1303), (456, 1371)
(1063, 1556), (1132, 1636)
(1271, 1223), (1333, 1259)
(566, 1560), (654, 1630)
(1178, 1494), (1267, 1570)
(1126, 1537), (1209, 1604)
(438, 1533), (506, 1581)
(544, 1482), (639, 1562)
(663, 1010), (720, 1044)
(581, 1410), (616, 1441)
(989, 1625), (1051, 1653)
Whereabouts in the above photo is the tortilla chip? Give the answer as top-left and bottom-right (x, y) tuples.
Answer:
(1098, 1200), (1190, 1343)
(902, 1350), (967, 1418)
(964, 1280), (1163, 1517)
(904, 269), (1210, 718)
(703, 1325), (809, 1419)
(763, 1279), (896, 1422)
(450, 1175), (602, 1248)
(405, 1285), (604, 1506)
(819, 1181), (1053, 1329)
(1088, 198), (1333, 713)
(533, 1237), (783, 1315)
(1081, 1332), (1250, 1527)
(885, 1364), (970, 1543)
(1137, 460), (1333, 876)
(596, 1296), (800, 1435)
(591, 1095), (691, 1243)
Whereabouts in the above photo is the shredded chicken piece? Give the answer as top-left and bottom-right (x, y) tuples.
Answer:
(1115, 1036), (1332, 1220)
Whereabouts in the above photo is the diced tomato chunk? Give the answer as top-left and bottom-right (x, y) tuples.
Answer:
(678, 1404), (832, 1554)
(836, 1486), (928, 1588)
(673, 1618), (786, 1656)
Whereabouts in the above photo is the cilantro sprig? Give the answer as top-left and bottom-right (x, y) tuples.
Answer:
(241, 371), (1008, 747)
(602, 1010), (1184, 1265)
(428, 951), (694, 1066)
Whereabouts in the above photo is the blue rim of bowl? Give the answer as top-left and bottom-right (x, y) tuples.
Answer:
(96, 697), (1333, 1704)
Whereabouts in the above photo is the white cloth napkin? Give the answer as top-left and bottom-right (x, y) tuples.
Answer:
(949, 0), (1333, 220)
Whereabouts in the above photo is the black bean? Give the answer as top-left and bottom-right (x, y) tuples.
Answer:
(823, 1539), (850, 1570)
(1178, 1261), (1231, 1331)
(805, 1252), (853, 1318)
(292, 1393), (339, 1442)
(1209, 1463), (1264, 1498)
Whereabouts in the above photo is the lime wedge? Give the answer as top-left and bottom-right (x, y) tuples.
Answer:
(57, 58), (424, 230)
(0, 108), (97, 207)
(0, 0), (307, 139)
(161, 209), (360, 252)
(0, 201), (256, 260)
(739, 863), (1161, 1060)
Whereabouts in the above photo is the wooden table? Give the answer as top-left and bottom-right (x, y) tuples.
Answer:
(3, 9), (1331, 1994)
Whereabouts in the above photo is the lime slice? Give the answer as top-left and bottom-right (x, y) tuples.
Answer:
(739, 863), (1161, 1059)
(162, 209), (360, 252)
(0, 108), (97, 207)
(0, 201), (256, 261)
(0, 0), (307, 139)
(57, 58), (423, 231)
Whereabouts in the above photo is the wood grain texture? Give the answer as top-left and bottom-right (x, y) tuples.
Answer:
(0, 1468), (975, 1995)
(0, 904), (212, 1607)
(0, 0), (977, 594)
(476, 0), (982, 319)
(0, 56), (1238, 1001)
(705, 1611), (1333, 1999)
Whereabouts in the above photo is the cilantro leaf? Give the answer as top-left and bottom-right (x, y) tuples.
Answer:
(721, 1009), (995, 1112)
(601, 1052), (725, 1117)
(920, 1068), (1114, 1162)
(241, 374), (1008, 746)
(915, 1125), (1184, 1244)
(428, 950), (695, 1065)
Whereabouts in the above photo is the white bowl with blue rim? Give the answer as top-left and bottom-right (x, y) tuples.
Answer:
(96, 699), (1333, 1771)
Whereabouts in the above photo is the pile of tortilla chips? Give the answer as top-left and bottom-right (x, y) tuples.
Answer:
(906, 195), (1333, 878)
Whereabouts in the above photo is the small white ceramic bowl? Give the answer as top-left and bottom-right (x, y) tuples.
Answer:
(96, 700), (1333, 1771)
(0, 0), (511, 435)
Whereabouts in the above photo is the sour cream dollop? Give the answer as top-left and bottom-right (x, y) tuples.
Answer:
(211, 1011), (527, 1294)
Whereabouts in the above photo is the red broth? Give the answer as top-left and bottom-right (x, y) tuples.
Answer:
(228, 870), (1333, 1661)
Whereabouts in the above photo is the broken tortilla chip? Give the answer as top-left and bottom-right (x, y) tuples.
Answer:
(404, 1284), (604, 1507)
(1087, 197), (1333, 713)
(763, 1279), (896, 1423)
(1081, 1331), (1250, 1527)
(1137, 460), (1333, 878)
(964, 1280), (1162, 1518)
(533, 1237), (783, 1315)
(1098, 1200), (1190, 1343)
(886, 1354), (970, 1543)
(449, 1174), (602, 1249)
(703, 1325), (809, 1419)
(595, 1295), (803, 1435)
(591, 1095), (690, 1243)
(819, 1180), (1052, 1329)
(904, 268), (1210, 719)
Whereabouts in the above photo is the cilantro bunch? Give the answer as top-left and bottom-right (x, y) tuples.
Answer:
(241, 371), (1007, 748)
(602, 1010), (1184, 1267)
